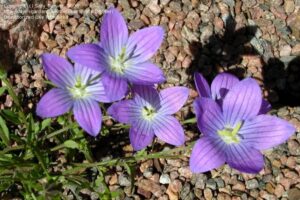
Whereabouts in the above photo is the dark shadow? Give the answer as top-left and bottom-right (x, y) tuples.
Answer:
(0, 30), (17, 71)
(186, 15), (259, 82)
(262, 56), (300, 107)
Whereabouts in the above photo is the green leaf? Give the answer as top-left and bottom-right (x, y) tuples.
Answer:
(64, 140), (79, 149)
(0, 116), (10, 146)
(0, 87), (6, 96)
(41, 118), (52, 131)
(0, 109), (21, 125)
(0, 69), (7, 80)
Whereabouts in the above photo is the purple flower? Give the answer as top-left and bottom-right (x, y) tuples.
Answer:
(190, 78), (295, 173)
(36, 53), (109, 136)
(108, 86), (189, 150)
(67, 7), (165, 102)
(194, 73), (271, 123)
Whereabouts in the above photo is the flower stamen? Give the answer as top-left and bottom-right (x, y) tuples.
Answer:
(218, 122), (243, 144)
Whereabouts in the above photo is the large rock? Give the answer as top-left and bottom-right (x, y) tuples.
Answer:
(0, 0), (47, 70)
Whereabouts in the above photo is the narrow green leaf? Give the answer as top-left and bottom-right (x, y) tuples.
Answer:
(64, 140), (79, 149)
(0, 109), (21, 125)
(0, 87), (6, 96)
(0, 116), (10, 146)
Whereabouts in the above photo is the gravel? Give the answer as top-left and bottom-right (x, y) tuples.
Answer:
(1, 0), (300, 199)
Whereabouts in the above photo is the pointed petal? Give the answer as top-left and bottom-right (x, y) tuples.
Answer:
(73, 99), (102, 137)
(107, 100), (139, 124)
(211, 73), (239, 100)
(222, 78), (262, 127)
(190, 137), (226, 173)
(152, 115), (185, 146)
(194, 73), (211, 98)
(198, 98), (225, 138)
(239, 115), (295, 150)
(67, 44), (107, 72)
(36, 88), (73, 118)
(126, 26), (164, 63)
(101, 7), (128, 57)
(102, 73), (128, 102)
(132, 85), (161, 110)
(124, 62), (165, 85)
(41, 53), (75, 88)
(226, 144), (264, 174)
(158, 87), (189, 115)
(258, 99), (271, 114)
(130, 120), (154, 151)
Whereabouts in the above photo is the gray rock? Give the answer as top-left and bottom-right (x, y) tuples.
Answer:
(215, 178), (225, 188)
(180, 183), (191, 199)
(250, 37), (264, 55)
(246, 179), (259, 189)
(206, 179), (217, 190)
(169, 1), (182, 12)
(159, 174), (171, 184)
(46, 5), (59, 20)
(118, 173), (131, 187)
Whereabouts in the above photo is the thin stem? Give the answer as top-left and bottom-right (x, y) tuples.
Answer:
(45, 123), (77, 139)
(0, 145), (24, 155)
(182, 117), (196, 125)
(63, 142), (195, 174)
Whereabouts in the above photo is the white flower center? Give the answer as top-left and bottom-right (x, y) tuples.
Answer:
(108, 47), (128, 75)
(69, 77), (89, 99)
(217, 122), (243, 144)
(142, 105), (156, 121)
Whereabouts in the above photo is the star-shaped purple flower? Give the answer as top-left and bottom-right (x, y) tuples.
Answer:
(36, 53), (109, 136)
(108, 86), (189, 150)
(190, 77), (295, 173)
(67, 7), (165, 102)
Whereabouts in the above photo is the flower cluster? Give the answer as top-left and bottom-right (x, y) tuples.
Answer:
(37, 7), (188, 150)
(36, 7), (296, 174)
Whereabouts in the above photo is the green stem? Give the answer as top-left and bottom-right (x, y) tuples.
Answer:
(63, 142), (195, 175)
(0, 145), (24, 155)
(182, 117), (196, 124)
(45, 123), (77, 139)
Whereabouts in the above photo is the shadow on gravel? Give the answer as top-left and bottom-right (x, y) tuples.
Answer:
(262, 56), (300, 107)
(186, 15), (259, 83)
(187, 15), (300, 108)
(0, 30), (17, 71)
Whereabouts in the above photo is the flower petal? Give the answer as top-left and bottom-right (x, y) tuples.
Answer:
(194, 73), (211, 98)
(226, 143), (264, 174)
(124, 62), (165, 85)
(190, 137), (226, 173)
(222, 78), (262, 127)
(129, 119), (154, 151)
(239, 115), (295, 150)
(67, 44), (107, 72)
(73, 99), (102, 137)
(132, 85), (161, 110)
(41, 53), (75, 88)
(158, 87), (189, 115)
(108, 100), (139, 124)
(126, 26), (164, 64)
(101, 7), (128, 57)
(36, 88), (73, 118)
(211, 73), (239, 100)
(102, 73), (128, 102)
(198, 98), (225, 138)
(152, 115), (185, 146)
(258, 99), (271, 114)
